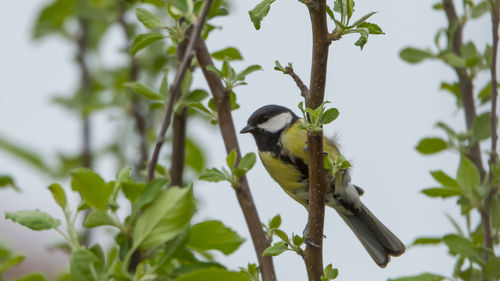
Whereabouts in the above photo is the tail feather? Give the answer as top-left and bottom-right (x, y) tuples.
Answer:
(337, 203), (405, 268)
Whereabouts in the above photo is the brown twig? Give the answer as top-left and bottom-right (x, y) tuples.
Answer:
(195, 40), (277, 281)
(170, 36), (190, 187)
(482, 0), (500, 258)
(76, 17), (93, 247)
(441, 0), (486, 178)
(146, 0), (213, 183)
(118, 0), (149, 173)
(284, 65), (309, 97)
(303, 0), (330, 279)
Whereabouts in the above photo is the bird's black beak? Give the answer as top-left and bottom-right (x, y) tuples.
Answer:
(240, 125), (254, 134)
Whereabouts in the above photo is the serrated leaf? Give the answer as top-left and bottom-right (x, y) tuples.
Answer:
(211, 47), (243, 61)
(416, 138), (448, 154)
(199, 168), (227, 182)
(130, 32), (165, 55)
(136, 8), (162, 29)
(47, 183), (67, 209)
(133, 186), (195, 250)
(400, 47), (435, 63)
(262, 241), (288, 256)
(124, 81), (163, 101)
(248, 0), (275, 30)
(5, 210), (60, 231)
(187, 220), (245, 255)
(71, 168), (112, 210)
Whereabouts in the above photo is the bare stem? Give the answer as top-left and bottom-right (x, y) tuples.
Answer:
(304, 0), (330, 280)
(284, 65), (309, 97)
(195, 39), (277, 281)
(146, 0), (213, 183)
(442, 0), (486, 177)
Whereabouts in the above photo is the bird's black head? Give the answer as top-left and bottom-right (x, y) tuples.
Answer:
(240, 105), (298, 135)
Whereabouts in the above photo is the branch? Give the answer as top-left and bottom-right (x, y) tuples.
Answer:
(304, 0), (330, 280)
(442, 0), (486, 177)
(146, 0), (213, 183)
(482, 0), (500, 257)
(284, 65), (309, 97)
(195, 40), (277, 281)
(170, 36), (190, 187)
(118, 0), (148, 173)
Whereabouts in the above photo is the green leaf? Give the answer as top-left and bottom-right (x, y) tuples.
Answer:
(0, 175), (20, 191)
(433, 3), (444, 10)
(176, 268), (252, 281)
(326, 6), (335, 21)
(358, 22), (384, 34)
(124, 81), (163, 101)
(70, 248), (105, 281)
(206, 65), (223, 78)
(0, 255), (24, 273)
(430, 170), (459, 188)
(248, 0), (275, 30)
(238, 153), (256, 172)
(187, 220), (245, 255)
(269, 214), (281, 229)
(5, 210), (60, 231)
(400, 47), (434, 63)
(440, 82), (462, 106)
(71, 168), (112, 210)
(136, 8), (162, 29)
(491, 195), (500, 228)
(354, 27), (369, 49)
(262, 241), (288, 256)
(322, 264), (339, 280)
(185, 138), (206, 173)
(415, 138), (448, 154)
(456, 156), (480, 196)
(121, 182), (146, 203)
(274, 229), (289, 243)
(470, 1), (490, 19)
(421, 187), (462, 198)
(12, 273), (46, 281)
(442, 234), (483, 264)
(47, 183), (66, 209)
(442, 52), (466, 68)
(130, 32), (165, 55)
(388, 273), (445, 281)
(412, 237), (442, 245)
(83, 209), (116, 228)
(211, 47), (243, 61)
(472, 112), (491, 140)
(32, 0), (75, 39)
(133, 186), (195, 250)
(483, 256), (500, 278)
(351, 11), (377, 27)
(226, 149), (237, 169)
(0, 136), (51, 175)
(346, 0), (354, 20)
(237, 65), (263, 81)
(293, 234), (305, 246)
(199, 168), (227, 182)
(478, 82), (492, 104)
(131, 179), (168, 218)
(186, 89), (209, 103)
(321, 108), (339, 124)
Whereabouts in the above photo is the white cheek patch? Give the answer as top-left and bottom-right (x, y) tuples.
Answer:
(257, 112), (293, 133)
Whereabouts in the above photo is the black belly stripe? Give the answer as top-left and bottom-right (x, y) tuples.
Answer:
(279, 154), (308, 181)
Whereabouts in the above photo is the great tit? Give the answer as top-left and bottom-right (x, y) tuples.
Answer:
(240, 104), (405, 267)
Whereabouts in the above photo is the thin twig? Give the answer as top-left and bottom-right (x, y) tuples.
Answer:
(118, 0), (149, 173)
(442, 0), (486, 177)
(195, 39), (277, 281)
(146, 0), (214, 183)
(304, 0), (330, 279)
(284, 65), (309, 97)
(482, 0), (500, 258)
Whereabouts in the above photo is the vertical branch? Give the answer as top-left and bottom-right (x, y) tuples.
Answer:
(482, 0), (500, 256)
(304, 0), (330, 280)
(442, 0), (486, 177)
(117, 0), (149, 172)
(146, 0), (213, 183)
(195, 40), (277, 281)
(170, 37), (190, 187)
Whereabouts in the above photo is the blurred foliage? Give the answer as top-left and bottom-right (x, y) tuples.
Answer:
(392, 0), (500, 280)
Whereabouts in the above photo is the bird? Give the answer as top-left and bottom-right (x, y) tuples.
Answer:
(240, 104), (405, 267)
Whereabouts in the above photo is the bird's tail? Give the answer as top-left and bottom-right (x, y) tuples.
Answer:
(337, 203), (405, 267)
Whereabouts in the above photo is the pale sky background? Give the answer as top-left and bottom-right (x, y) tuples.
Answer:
(0, 0), (495, 280)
